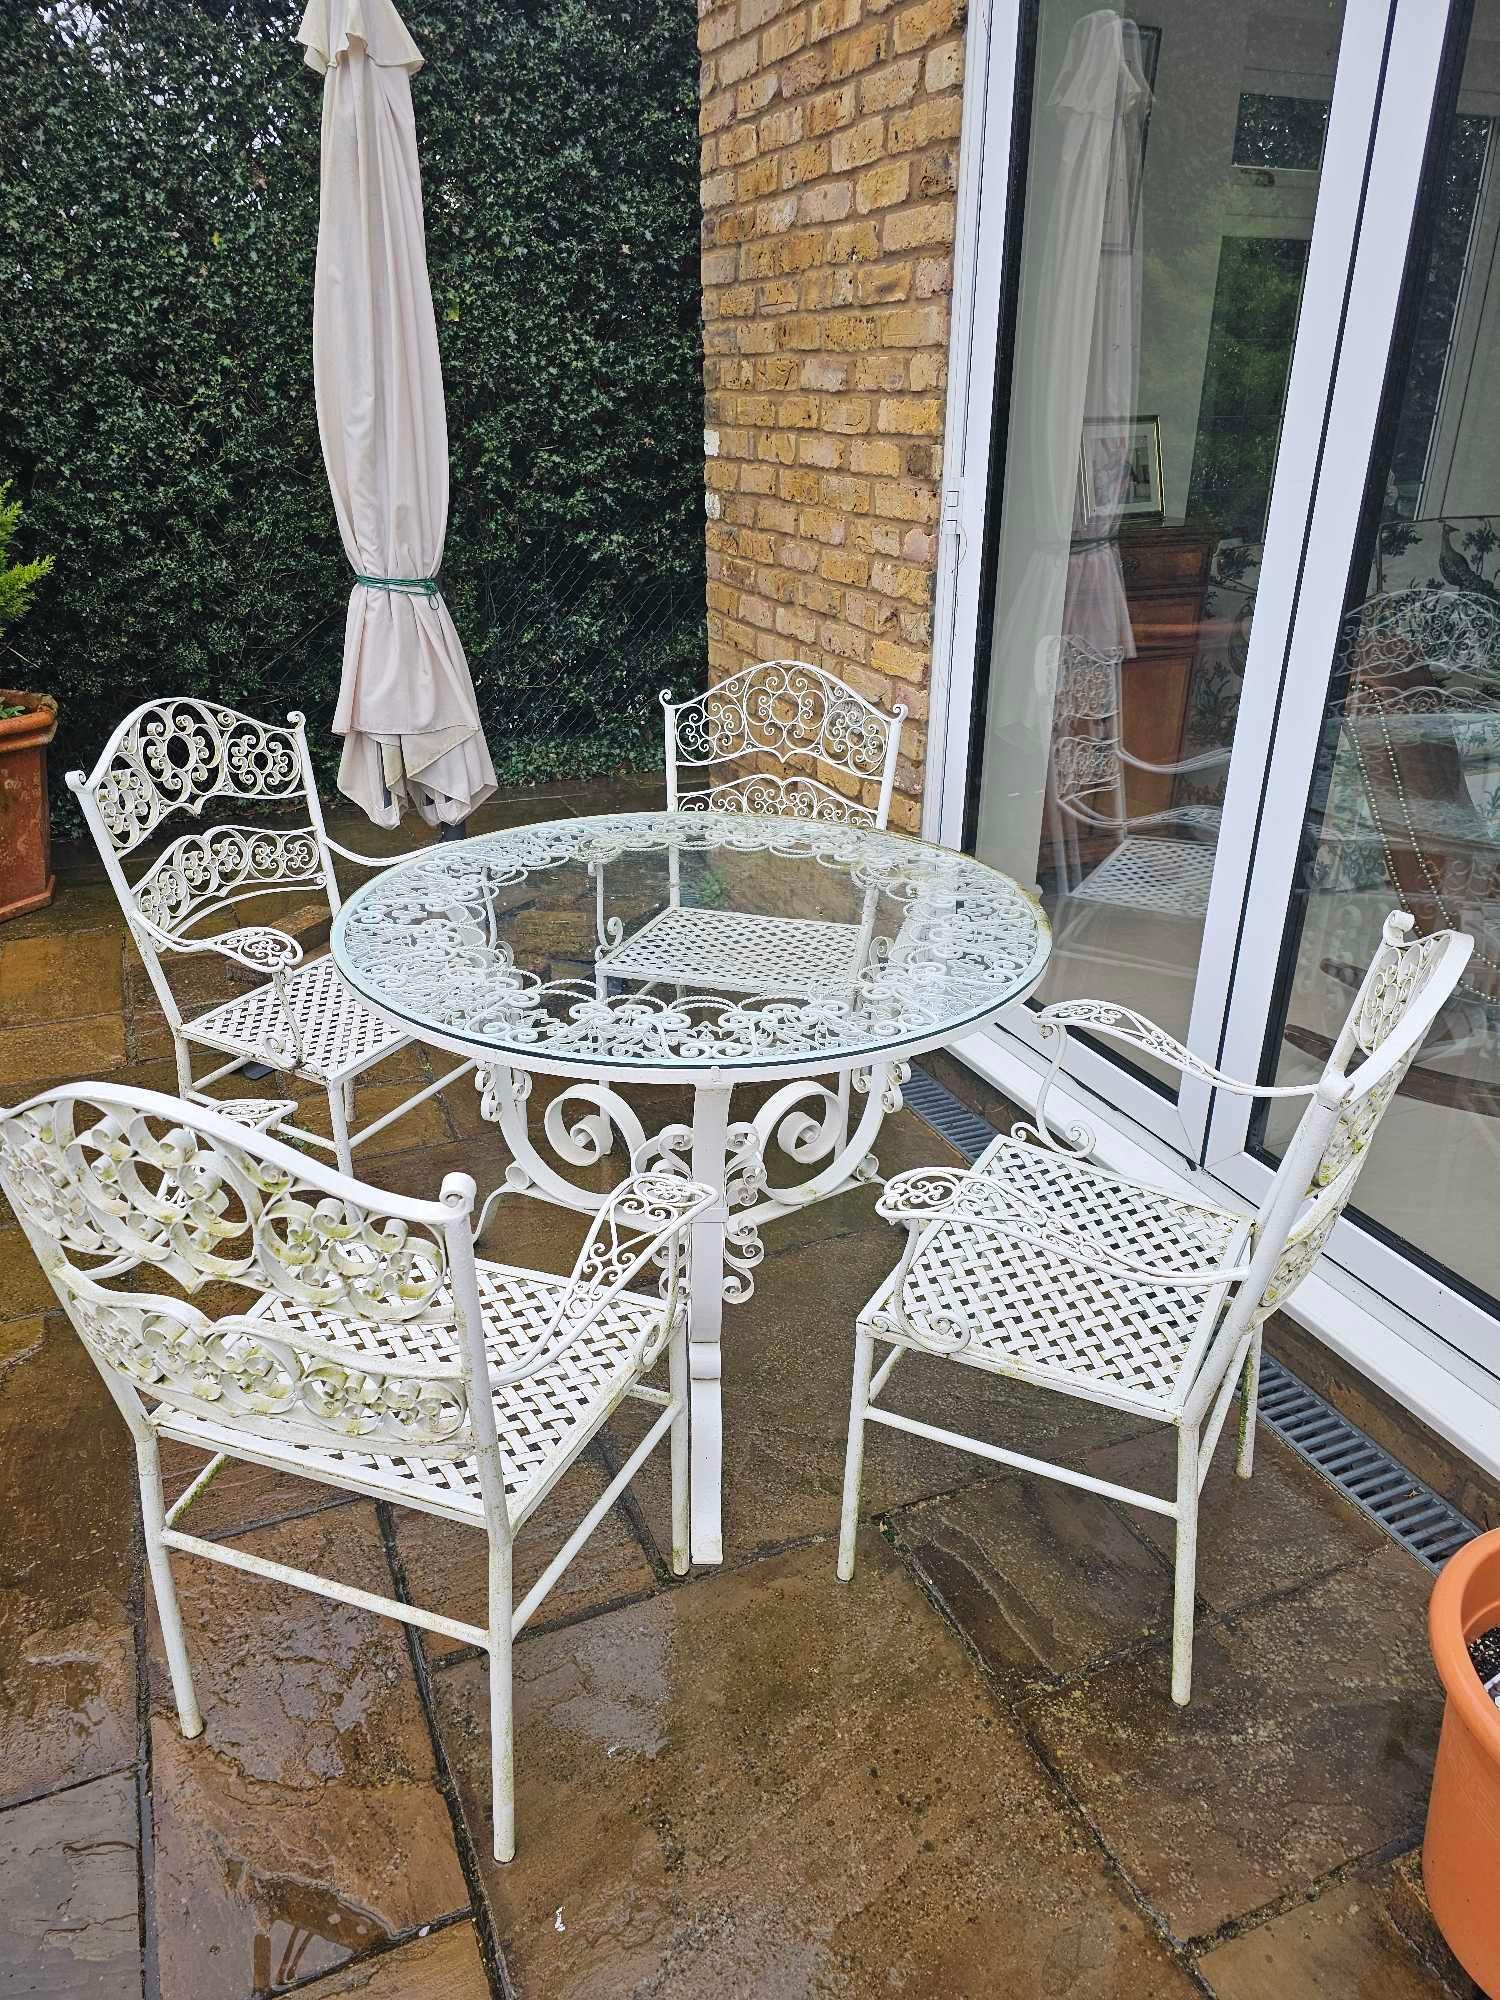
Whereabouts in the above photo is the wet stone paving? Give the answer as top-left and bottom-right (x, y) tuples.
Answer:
(0, 782), (1484, 1997)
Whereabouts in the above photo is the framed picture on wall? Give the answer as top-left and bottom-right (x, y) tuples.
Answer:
(1078, 416), (1165, 523)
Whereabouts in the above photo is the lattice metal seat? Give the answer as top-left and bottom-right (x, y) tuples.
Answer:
(185, 953), (409, 1085)
(598, 658), (905, 1040)
(863, 1136), (1244, 1414)
(1065, 826), (1220, 919)
(1045, 638), (1228, 919)
(67, 698), (474, 1172)
(0, 1084), (714, 1865)
(838, 914), (1473, 1708)
(166, 1257), (679, 1525)
(600, 906), (864, 998)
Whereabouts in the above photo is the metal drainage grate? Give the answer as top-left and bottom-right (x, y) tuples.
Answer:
(904, 1064), (1480, 1571)
(901, 1064), (998, 1163)
(1256, 1356), (1477, 1570)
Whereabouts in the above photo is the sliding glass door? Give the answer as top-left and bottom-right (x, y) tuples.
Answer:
(940, 0), (1500, 1413)
(1253, 0), (1500, 1347)
(964, 0), (1360, 1138)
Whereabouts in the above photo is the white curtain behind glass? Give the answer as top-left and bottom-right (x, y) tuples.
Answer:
(976, 8), (1151, 878)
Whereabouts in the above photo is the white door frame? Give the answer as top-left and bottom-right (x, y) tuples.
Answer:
(1198, 0), (1500, 1385)
(926, 0), (1444, 1162)
(926, 0), (1500, 1420)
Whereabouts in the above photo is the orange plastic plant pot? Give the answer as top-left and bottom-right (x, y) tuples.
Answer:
(0, 691), (57, 922)
(1425, 1526), (1500, 1996)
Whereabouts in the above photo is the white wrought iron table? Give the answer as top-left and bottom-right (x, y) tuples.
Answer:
(330, 809), (1050, 1562)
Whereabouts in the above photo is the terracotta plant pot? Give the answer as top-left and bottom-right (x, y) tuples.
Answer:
(1424, 1526), (1500, 1995)
(0, 689), (57, 922)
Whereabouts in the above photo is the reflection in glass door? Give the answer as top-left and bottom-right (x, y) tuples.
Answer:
(1264, 3), (1500, 1307)
(968, 0), (1346, 1075)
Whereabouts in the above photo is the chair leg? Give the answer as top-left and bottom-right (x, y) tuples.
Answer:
(837, 1328), (876, 1582)
(327, 1081), (354, 1177)
(1171, 1422), (1200, 1706)
(137, 1436), (203, 1739)
(1236, 1331), (1262, 1480)
(488, 1532), (516, 1864)
(669, 1316), (691, 1577)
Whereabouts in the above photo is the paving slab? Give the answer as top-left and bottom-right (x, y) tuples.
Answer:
(0, 1769), (143, 1998)
(146, 1504), (468, 1997)
(1022, 1543), (1443, 1942)
(392, 1454), (659, 1663)
(432, 1535), (1200, 1999)
(291, 1921), (493, 1997)
(1088, 1424), (1387, 1616)
(892, 1469), (1176, 1684)
(0, 1312), (137, 1809)
(0, 928), (124, 1028)
(0, 1013), (127, 1090)
(160, 1443), (361, 1541)
(1197, 1860), (1466, 1999)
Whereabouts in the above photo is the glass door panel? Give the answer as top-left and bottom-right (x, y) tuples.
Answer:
(1263, 2), (1500, 1308)
(968, 0), (1346, 1090)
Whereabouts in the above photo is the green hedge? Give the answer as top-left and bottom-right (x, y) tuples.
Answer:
(0, 0), (704, 815)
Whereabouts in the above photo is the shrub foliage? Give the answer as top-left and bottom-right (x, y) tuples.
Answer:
(0, 0), (704, 806)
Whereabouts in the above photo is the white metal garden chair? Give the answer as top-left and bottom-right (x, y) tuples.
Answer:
(0, 1082), (713, 1862)
(837, 911), (1473, 1704)
(1045, 636), (1230, 920)
(68, 698), (475, 1172)
(595, 659), (908, 999)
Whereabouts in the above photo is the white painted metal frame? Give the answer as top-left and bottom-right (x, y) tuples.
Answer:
(663, 658), (907, 827)
(925, 0), (1500, 1454)
(331, 812), (1052, 1564)
(838, 915), (1473, 1702)
(0, 1081), (714, 1863)
(68, 698), (473, 1172)
(598, 661), (907, 1003)
(925, 0), (1420, 1168)
(1181, 3), (1500, 1385)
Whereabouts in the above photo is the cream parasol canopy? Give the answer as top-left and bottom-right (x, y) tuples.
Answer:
(297, 0), (496, 827)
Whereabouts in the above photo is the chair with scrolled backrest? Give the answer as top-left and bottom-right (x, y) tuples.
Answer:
(663, 659), (907, 828)
(0, 1081), (713, 1861)
(68, 698), (474, 1170)
(1320, 587), (1500, 1018)
(594, 662), (908, 1016)
(836, 912), (1472, 1707)
(1044, 635), (1229, 918)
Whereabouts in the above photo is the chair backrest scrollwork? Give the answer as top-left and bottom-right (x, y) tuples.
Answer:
(66, 700), (339, 1029)
(663, 660), (907, 828)
(1046, 636), (1129, 830)
(0, 1085), (490, 1463)
(1250, 913), (1472, 1324)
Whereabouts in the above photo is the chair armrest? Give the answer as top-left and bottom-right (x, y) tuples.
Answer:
(1117, 745), (1231, 777)
(1019, 999), (1318, 1157)
(323, 835), (441, 870)
(484, 1172), (717, 1386)
(133, 913), (305, 974)
(1036, 1000), (1318, 1100)
(876, 1166), (1251, 1291)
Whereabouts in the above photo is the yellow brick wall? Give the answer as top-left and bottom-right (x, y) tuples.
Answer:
(698, 0), (964, 832)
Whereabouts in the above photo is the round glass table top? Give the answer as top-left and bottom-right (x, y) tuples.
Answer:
(330, 810), (1051, 1075)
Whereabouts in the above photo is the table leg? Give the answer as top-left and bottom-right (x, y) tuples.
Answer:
(687, 1079), (732, 1565)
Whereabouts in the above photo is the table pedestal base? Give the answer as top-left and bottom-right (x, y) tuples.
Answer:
(474, 1061), (905, 1563)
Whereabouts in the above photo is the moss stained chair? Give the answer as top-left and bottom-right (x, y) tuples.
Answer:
(836, 912), (1473, 1704)
(0, 1082), (713, 1860)
(69, 698), (475, 1169)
